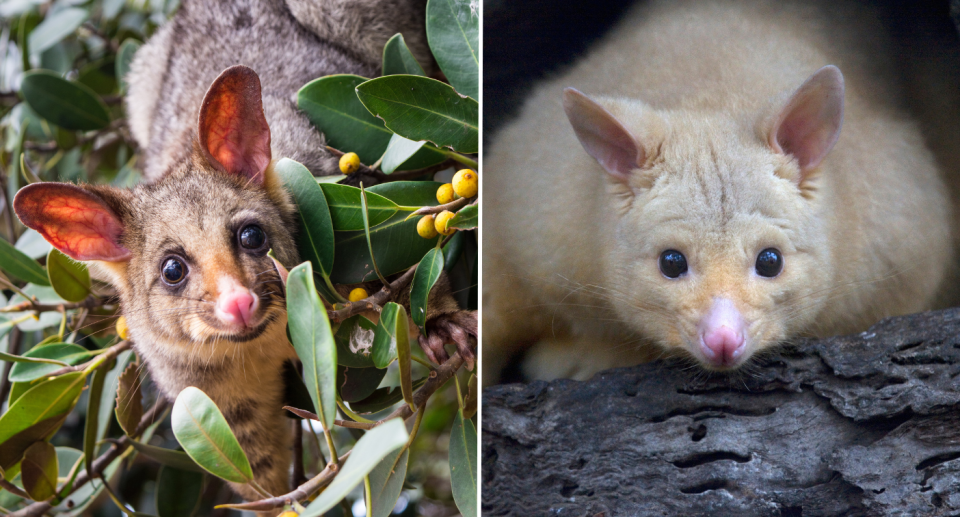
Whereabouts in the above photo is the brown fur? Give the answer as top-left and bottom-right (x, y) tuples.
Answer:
(483, 0), (953, 383)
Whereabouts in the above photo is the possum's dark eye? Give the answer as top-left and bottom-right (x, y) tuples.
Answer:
(239, 225), (266, 250)
(659, 250), (688, 278)
(161, 258), (186, 285)
(755, 248), (783, 277)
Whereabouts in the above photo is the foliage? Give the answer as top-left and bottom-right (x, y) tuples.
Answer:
(0, 0), (477, 516)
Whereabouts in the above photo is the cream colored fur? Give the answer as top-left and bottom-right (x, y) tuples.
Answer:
(483, 0), (953, 383)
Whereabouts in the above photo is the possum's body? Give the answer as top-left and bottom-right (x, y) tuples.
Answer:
(483, 0), (953, 383)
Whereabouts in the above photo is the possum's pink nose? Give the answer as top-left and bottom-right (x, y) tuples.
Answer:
(215, 277), (259, 328)
(698, 298), (746, 367)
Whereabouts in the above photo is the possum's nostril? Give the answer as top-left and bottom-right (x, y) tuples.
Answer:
(215, 277), (259, 328)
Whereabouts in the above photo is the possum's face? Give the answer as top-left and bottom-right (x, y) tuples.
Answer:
(563, 66), (844, 370)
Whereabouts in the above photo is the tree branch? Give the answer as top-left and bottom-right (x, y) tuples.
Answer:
(327, 264), (419, 324)
(44, 340), (131, 377)
(0, 295), (113, 314)
(325, 146), (457, 184)
(412, 196), (471, 216)
(217, 451), (351, 512)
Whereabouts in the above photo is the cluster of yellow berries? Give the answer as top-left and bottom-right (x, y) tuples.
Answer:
(417, 169), (477, 239)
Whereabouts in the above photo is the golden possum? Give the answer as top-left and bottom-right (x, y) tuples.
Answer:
(482, 0), (953, 383)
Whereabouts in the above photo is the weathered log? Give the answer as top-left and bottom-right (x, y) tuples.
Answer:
(482, 308), (960, 516)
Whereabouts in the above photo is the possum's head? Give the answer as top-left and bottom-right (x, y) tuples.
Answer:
(563, 66), (844, 370)
(14, 66), (299, 358)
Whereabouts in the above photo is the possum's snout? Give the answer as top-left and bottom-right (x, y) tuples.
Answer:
(696, 298), (748, 369)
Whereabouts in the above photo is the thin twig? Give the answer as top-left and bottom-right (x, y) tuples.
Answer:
(44, 340), (131, 377)
(0, 327), (22, 404)
(0, 479), (29, 499)
(217, 451), (351, 512)
(327, 264), (418, 324)
(326, 146), (457, 183)
(9, 398), (169, 517)
(412, 196), (471, 216)
(0, 295), (111, 313)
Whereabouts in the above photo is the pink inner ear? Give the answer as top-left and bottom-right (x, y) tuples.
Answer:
(198, 65), (272, 184)
(562, 88), (645, 181)
(770, 65), (845, 174)
(13, 183), (131, 262)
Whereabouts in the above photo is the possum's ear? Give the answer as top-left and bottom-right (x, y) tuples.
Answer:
(563, 88), (646, 182)
(769, 65), (844, 175)
(198, 65), (271, 185)
(13, 183), (131, 262)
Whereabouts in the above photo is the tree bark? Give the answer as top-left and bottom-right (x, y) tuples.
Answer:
(482, 308), (960, 516)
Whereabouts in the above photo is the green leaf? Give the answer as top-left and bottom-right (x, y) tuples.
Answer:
(337, 366), (387, 403)
(276, 158), (336, 277)
(426, 0), (479, 100)
(116, 39), (142, 94)
(442, 231), (464, 272)
(300, 419), (408, 517)
(46, 248), (90, 302)
(448, 204), (477, 230)
(371, 302), (401, 368)
(20, 70), (111, 131)
(297, 75), (391, 165)
(380, 133), (446, 174)
(395, 306), (413, 410)
(157, 466), (204, 517)
(171, 387), (253, 484)
(449, 409), (477, 517)
(128, 441), (205, 474)
(27, 7), (88, 57)
(356, 75), (478, 153)
(320, 183), (398, 231)
(115, 361), (142, 437)
(382, 33), (426, 77)
(367, 448), (410, 517)
(0, 372), (85, 470)
(98, 351), (134, 442)
(83, 362), (108, 478)
(0, 414), (67, 473)
(331, 182), (442, 284)
(410, 248), (444, 333)
(21, 441), (57, 502)
(77, 58), (117, 96)
(335, 315), (377, 368)
(286, 262), (337, 428)
(8, 343), (93, 382)
(0, 236), (49, 285)
(345, 377), (428, 414)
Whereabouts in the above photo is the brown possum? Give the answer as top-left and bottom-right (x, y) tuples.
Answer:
(483, 0), (953, 383)
(15, 36), (474, 517)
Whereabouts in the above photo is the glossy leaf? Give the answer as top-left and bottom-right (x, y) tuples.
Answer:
(356, 75), (478, 153)
(395, 306), (414, 410)
(300, 418), (408, 517)
(8, 343), (93, 382)
(78, 58), (117, 96)
(337, 366), (387, 403)
(331, 182), (442, 284)
(449, 409), (477, 517)
(0, 372), (85, 469)
(448, 204), (478, 230)
(83, 362), (108, 478)
(115, 361), (142, 437)
(426, 0), (479, 100)
(297, 75), (390, 164)
(21, 441), (58, 502)
(15, 229), (52, 260)
(368, 448), (410, 517)
(128, 441), (205, 474)
(382, 33), (426, 77)
(0, 414), (67, 472)
(171, 387), (252, 484)
(0, 236), (49, 285)
(442, 231), (464, 271)
(410, 248), (444, 333)
(320, 183), (398, 231)
(286, 262), (337, 428)
(46, 248), (91, 302)
(20, 70), (111, 131)
(348, 379), (427, 415)
(380, 133), (446, 174)
(116, 39), (142, 93)
(276, 158), (336, 277)
(27, 7), (88, 57)
(157, 466), (204, 517)
(98, 350), (134, 442)
(371, 302), (401, 368)
(335, 315), (377, 368)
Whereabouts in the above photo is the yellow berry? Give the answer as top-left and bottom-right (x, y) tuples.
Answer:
(278, 512), (299, 517)
(417, 215), (439, 238)
(339, 152), (360, 174)
(452, 169), (478, 198)
(116, 316), (129, 340)
(436, 183), (456, 204)
(348, 288), (368, 302)
(435, 210), (456, 236)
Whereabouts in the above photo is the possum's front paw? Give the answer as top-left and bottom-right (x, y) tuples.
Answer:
(419, 310), (477, 370)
